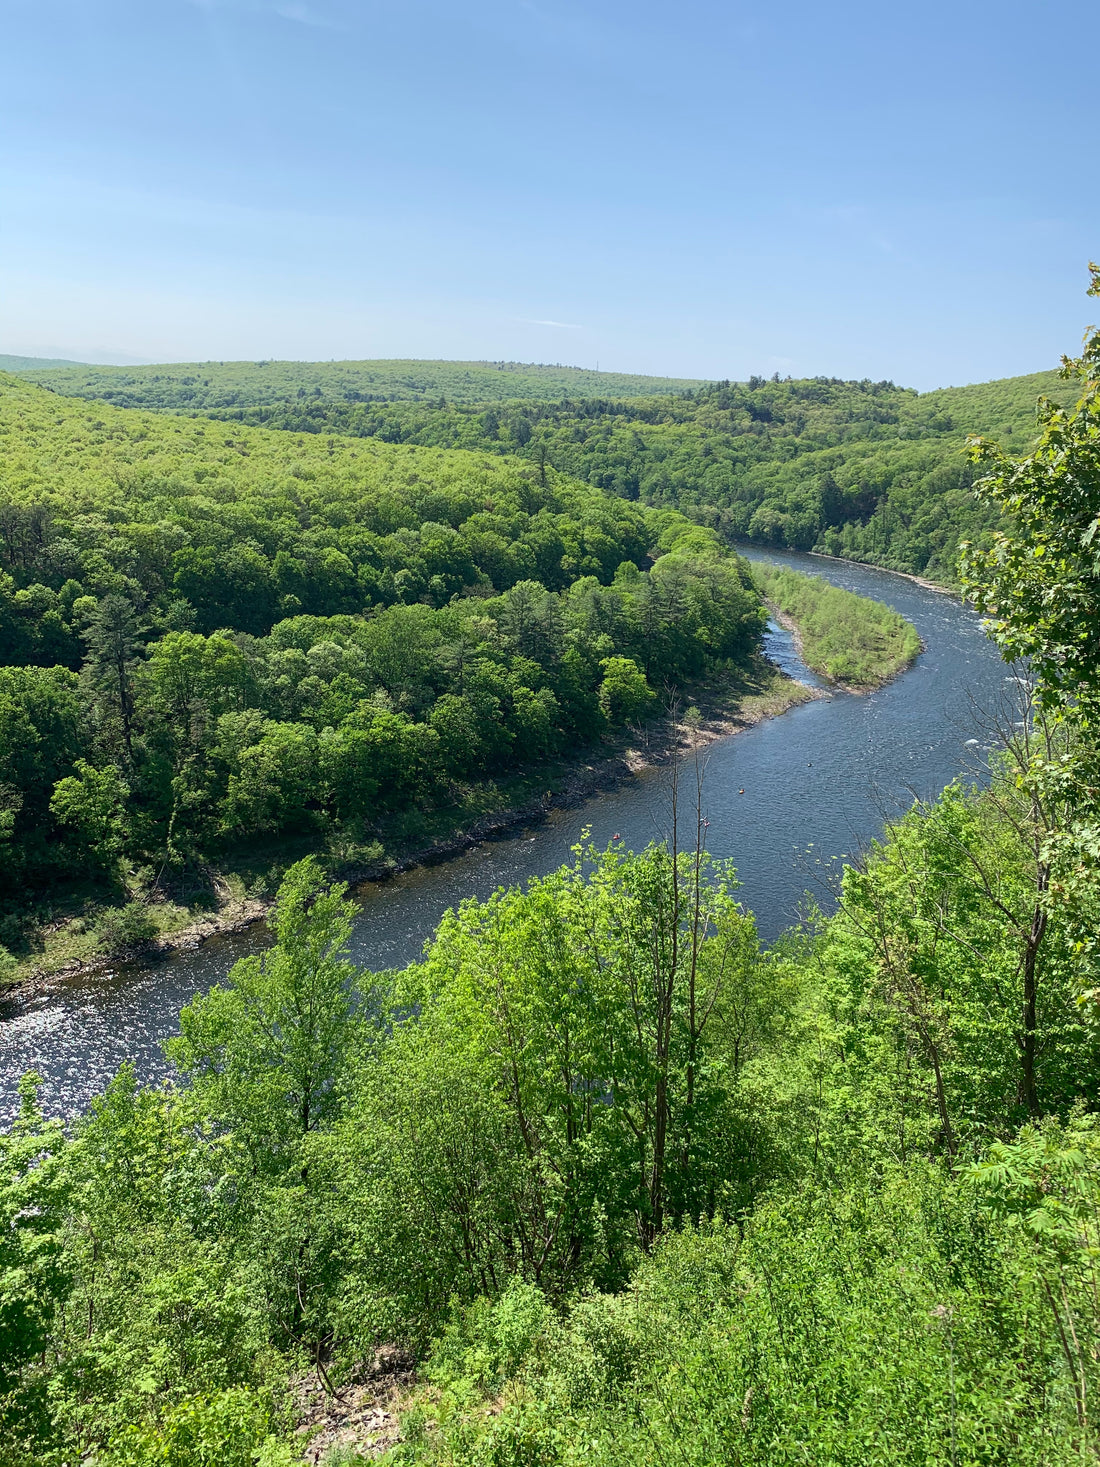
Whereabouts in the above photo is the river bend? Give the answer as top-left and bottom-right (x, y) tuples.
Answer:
(0, 548), (1010, 1124)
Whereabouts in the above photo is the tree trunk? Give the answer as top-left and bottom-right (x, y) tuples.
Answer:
(1020, 895), (1047, 1116)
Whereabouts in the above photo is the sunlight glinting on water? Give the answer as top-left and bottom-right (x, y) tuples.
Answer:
(0, 549), (1008, 1124)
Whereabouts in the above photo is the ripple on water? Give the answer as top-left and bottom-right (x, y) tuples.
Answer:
(0, 547), (1010, 1125)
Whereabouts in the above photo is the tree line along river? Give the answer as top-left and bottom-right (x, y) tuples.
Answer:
(0, 547), (1011, 1125)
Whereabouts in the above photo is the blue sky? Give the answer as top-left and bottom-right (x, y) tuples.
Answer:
(2, 0), (1094, 387)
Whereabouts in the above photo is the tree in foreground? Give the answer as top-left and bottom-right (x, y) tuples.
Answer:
(962, 264), (1100, 717)
(962, 264), (1100, 990)
(170, 856), (363, 1166)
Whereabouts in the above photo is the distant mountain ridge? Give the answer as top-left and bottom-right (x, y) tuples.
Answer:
(0, 353), (88, 372)
(18, 357), (707, 409)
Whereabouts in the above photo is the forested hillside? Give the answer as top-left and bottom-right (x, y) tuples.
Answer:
(31, 355), (1073, 583)
(0, 373), (763, 954)
(220, 367), (1065, 582)
(2, 286), (1100, 1463)
(20, 357), (704, 410)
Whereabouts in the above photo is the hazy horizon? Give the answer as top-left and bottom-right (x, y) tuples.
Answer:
(3, 0), (1095, 392)
(0, 348), (1067, 397)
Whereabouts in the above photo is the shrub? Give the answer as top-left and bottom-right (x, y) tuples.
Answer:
(93, 901), (158, 956)
(101, 1389), (275, 1467)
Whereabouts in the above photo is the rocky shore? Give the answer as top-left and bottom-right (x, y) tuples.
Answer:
(4, 667), (819, 1005)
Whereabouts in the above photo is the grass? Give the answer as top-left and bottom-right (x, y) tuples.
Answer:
(733, 660), (821, 719)
(753, 564), (922, 688)
(4, 887), (204, 986)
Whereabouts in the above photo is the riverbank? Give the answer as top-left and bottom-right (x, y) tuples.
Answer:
(806, 549), (957, 597)
(4, 660), (821, 1003)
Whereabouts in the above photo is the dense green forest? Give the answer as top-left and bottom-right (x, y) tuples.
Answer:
(0, 372), (765, 965)
(2, 276), (1100, 1463)
(27, 354), (1074, 584)
(754, 563), (923, 686)
(18, 358), (704, 410)
(217, 367), (1066, 583)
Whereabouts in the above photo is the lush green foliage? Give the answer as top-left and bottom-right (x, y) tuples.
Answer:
(23, 353), (1077, 583)
(754, 563), (922, 685)
(962, 269), (1100, 716)
(403, 1172), (1086, 1467)
(0, 374), (762, 929)
(960, 264), (1100, 991)
(4, 737), (1100, 1463)
(170, 857), (366, 1160)
(6, 282), (1100, 1467)
(21, 358), (704, 410)
(326, 835), (770, 1328)
(49, 364), (1072, 583)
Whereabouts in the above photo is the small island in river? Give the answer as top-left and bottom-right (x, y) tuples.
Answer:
(752, 562), (923, 690)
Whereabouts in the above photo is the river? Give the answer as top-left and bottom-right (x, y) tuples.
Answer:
(0, 547), (1011, 1125)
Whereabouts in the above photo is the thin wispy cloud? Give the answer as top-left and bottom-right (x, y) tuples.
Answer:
(275, 3), (341, 28)
(519, 318), (583, 329)
(184, 0), (343, 27)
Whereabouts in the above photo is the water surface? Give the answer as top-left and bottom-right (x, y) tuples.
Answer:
(0, 549), (1007, 1123)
